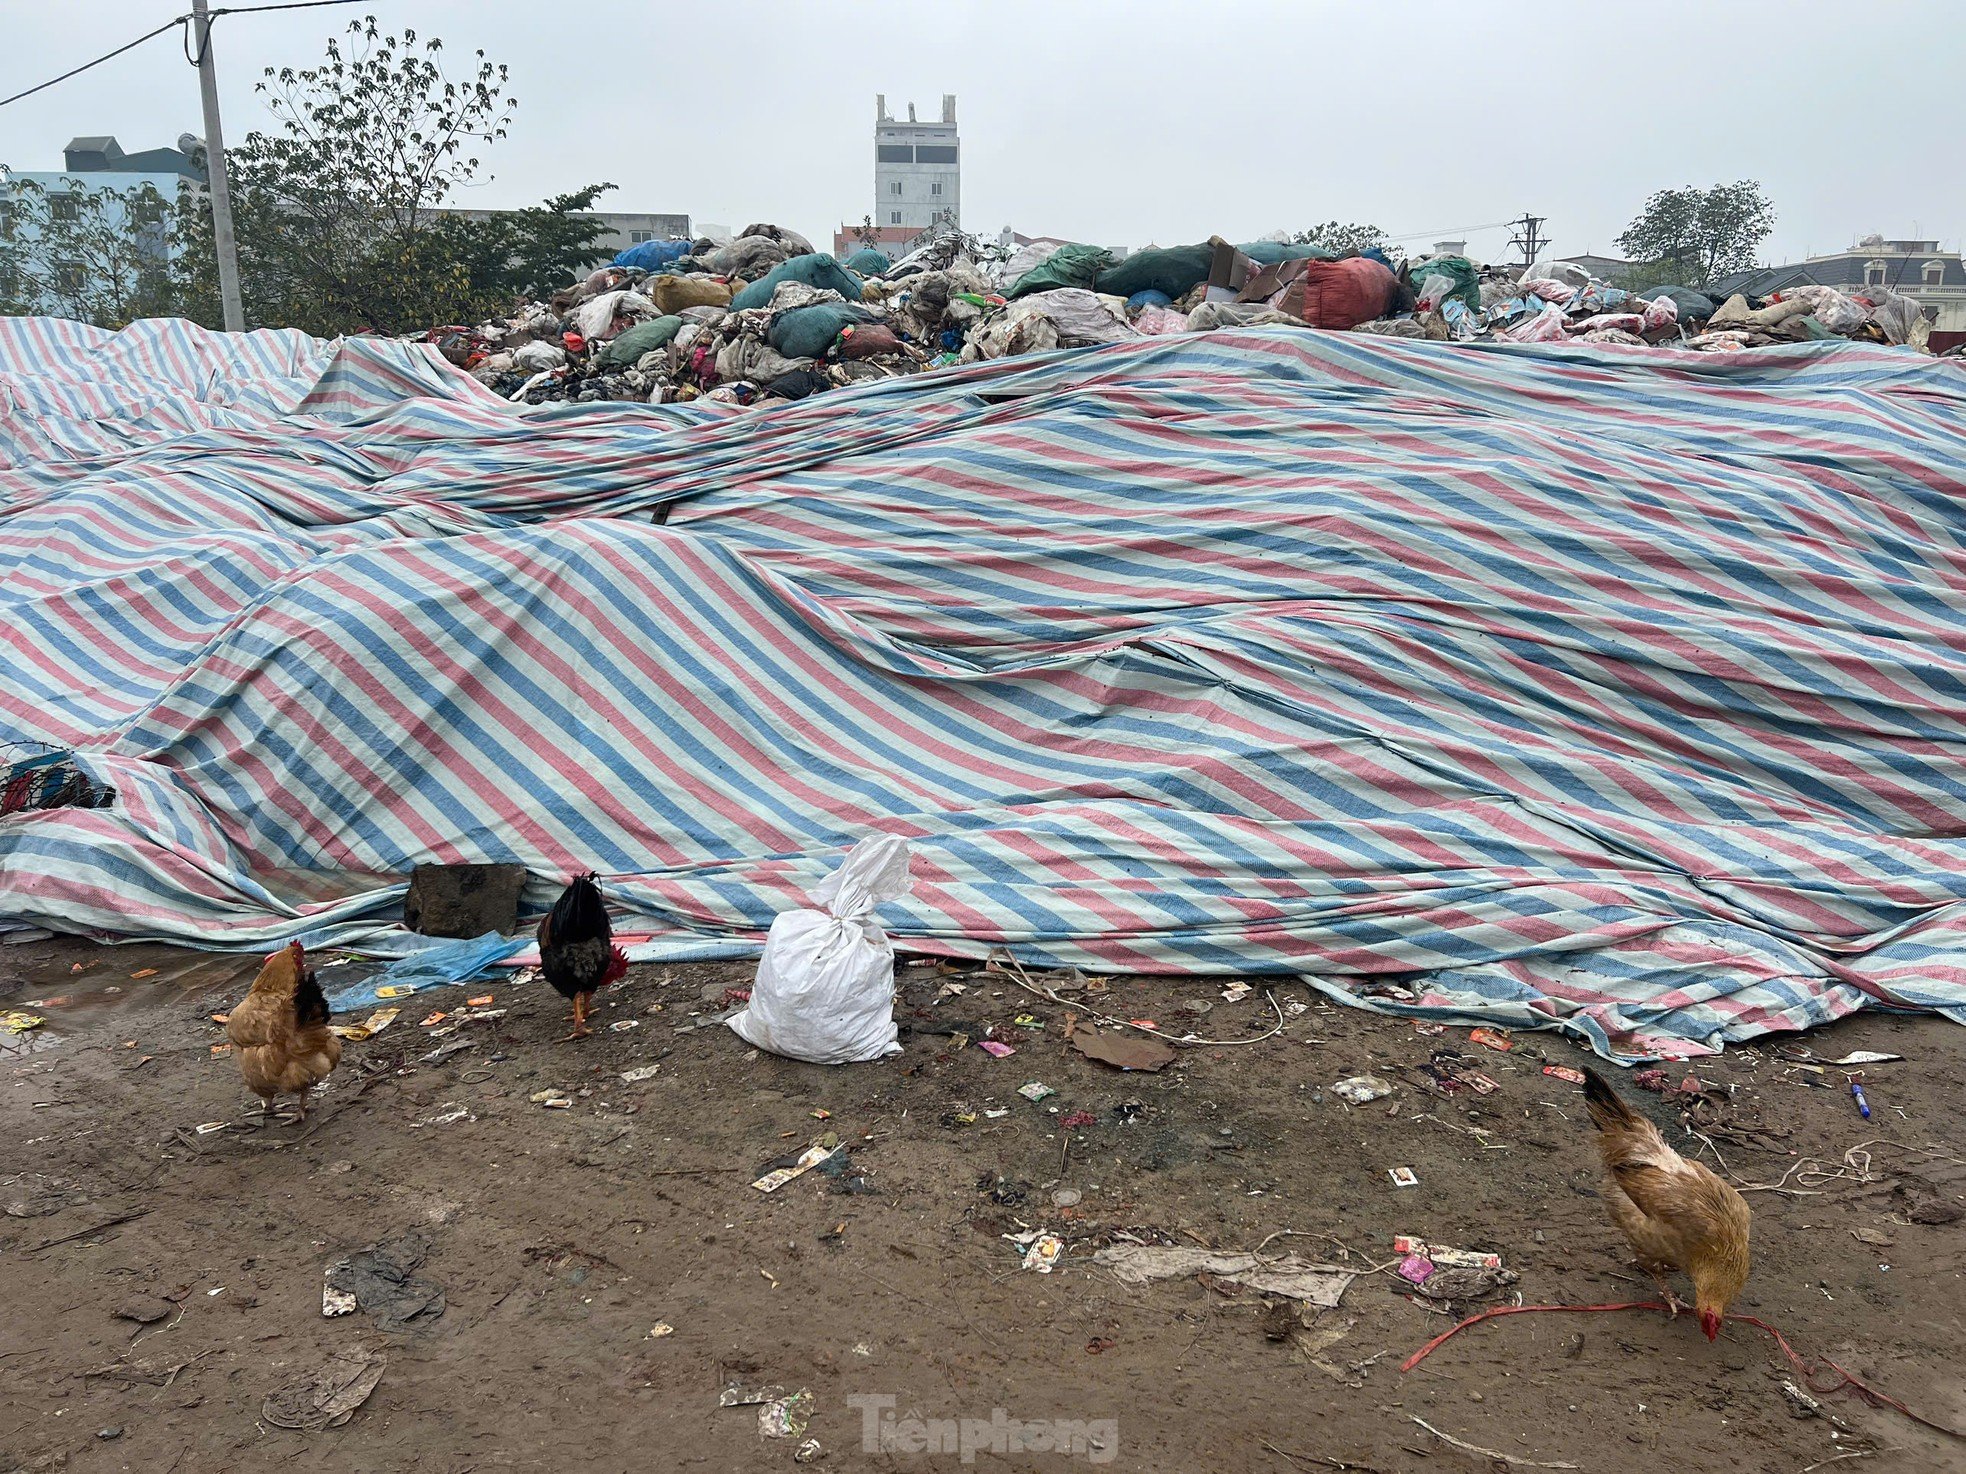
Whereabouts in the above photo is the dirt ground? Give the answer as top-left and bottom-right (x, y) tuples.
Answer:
(3, 936), (1963, 1474)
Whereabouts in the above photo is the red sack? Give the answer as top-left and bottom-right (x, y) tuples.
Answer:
(836, 323), (902, 361)
(1240, 256), (1398, 330)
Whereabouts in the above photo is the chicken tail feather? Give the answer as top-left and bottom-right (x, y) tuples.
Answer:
(1581, 1066), (1640, 1134)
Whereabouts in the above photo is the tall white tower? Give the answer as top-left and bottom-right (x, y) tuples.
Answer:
(873, 94), (959, 236)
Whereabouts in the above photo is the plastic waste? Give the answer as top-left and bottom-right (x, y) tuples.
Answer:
(727, 835), (913, 1063)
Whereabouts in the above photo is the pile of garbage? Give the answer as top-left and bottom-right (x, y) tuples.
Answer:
(419, 224), (1938, 410)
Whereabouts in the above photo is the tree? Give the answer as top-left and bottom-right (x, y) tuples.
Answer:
(1291, 222), (1395, 257)
(0, 175), (178, 327)
(1615, 182), (1774, 287)
(176, 16), (610, 334)
(430, 183), (616, 312)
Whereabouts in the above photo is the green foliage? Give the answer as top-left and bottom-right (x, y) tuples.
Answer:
(1291, 222), (1394, 257)
(0, 176), (178, 327)
(1614, 182), (1774, 287)
(175, 16), (609, 334)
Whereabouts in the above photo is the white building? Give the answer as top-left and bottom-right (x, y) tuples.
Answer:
(874, 94), (959, 236)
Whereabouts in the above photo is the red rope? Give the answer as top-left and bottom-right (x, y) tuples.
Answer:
(1402, 1300), (1965, 1441)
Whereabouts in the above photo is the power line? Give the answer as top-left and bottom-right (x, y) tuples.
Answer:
(0, 0), (363, 110)
(0, 18), (187, 109)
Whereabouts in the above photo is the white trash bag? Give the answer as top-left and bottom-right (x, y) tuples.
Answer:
(727, 835), (913, 1064)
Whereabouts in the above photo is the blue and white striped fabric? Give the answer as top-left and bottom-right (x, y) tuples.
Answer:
(4, 315), (1965, 1059)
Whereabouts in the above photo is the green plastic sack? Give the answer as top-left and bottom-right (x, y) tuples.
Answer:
(843, 247), (891, 275)
(729, 253), (866, 311)
(1238, 241), (1334, 266)
(599, 315), (684, 367)
(768, 301), (875, 360)
(1095, 244), (1214, 300)
(1007, 242), (1114, 299)
(1412, 254), (1480, 311)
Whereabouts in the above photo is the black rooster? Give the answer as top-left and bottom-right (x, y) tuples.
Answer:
(537, 873), (628, 1040)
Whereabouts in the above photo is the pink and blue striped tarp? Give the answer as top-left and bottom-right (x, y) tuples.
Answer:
(5, 315), (1966, 1059)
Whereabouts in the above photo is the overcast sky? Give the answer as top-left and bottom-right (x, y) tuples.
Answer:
(4, 0), (1962, 264)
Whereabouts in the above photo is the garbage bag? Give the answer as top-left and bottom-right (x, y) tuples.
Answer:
(1000, 239), (1065, 284)
(738, 223), (815, 256)
(764, 367), (833, 401)
(650, 275), (733, 315)
(1186, 301), (1303, 331)
(1014, 288), (1139, 346)
(1634, 285), (1717, 321)
(1134, 305), (1191, 335)
(1505, 303), (1569, 342)
(730, 254), (866, 312)
(836, 322), (904, 360)
(1411, 255), (1480, 312)
(1864, 290), (1927, 346)
(613, 239), (692, 273)
(843, 247), (891, 275)
(769, 301), (875, 360)
(1007, 242), (1114, 299)
(1244, 257), (1399, 330)
(1095, 243), (1215, 300)
(599, 315), (685, 367)
(727, 835), (913, 1064)
(512, 340), (567, 371)
(1238, 241), (1334, 266)
(1774, 285), (1867, 336)
(1126, 290), (1173, 312)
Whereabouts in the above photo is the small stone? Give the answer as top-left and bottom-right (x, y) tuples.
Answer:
(97, 1427), (123, 1441)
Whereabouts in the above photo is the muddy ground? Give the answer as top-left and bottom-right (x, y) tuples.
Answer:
(2, 936), (1962, 1474)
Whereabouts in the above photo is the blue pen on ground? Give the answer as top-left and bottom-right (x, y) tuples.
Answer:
(1849, 1076), (1871, 1119)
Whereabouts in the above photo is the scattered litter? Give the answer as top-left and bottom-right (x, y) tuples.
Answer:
(210, 1012), (229, 1024)
(1826, 1051), (1902, 1066)
(1850, 1079), (1872, 1118)
(810, 1108), (832, 1119)
(1053, 1188), (1083, 1208)
(466, 995), (493, 1007)
(209, 1043), (230, 1056)
(1006, 1230), (1065, 1273)
(720, 1382), (784, 1407)
(752, 1135), (843, 1193)
(417, 1037), (474, 1066)
(261, 1348), (386, 1432)
(1468, 1028), (1514, 1052)
(1012, 1013), (1044, 1029)
(413, 1103), (474, 1127)
(324, 1232), (446, 1330)
(418, 1011), (447, 1027)
(648, 1322), (674, 1338)
(3, 1012), (45, 1034)
(978, 1039), (1016, 1058)
(1067, 1022), (1176, 1073)
(1221, 982), (1253, 1003)
(322, 1284), (357, 1317)
(194, 1121), (227, 1135)
(530, 1090), (572, 1109)
(1017, 1082), (1056, 1102)
(1542, 1065), (1586, 1084)
(363, 1008), (401, 1034)
(794, 1438), (823, 1463)
(609, 1019), (639, 1032)
(373, 986), (414, 999)
(760, 1389), (813, 1439)
(1093, 1246), (1355, 1305)
(1388, 1167), (1420, 1188)
(1851, 1227), (1894, 1248)
(508, 966), (541, 987)
(1392, 1237), (1502, 1270)
(982, 1107), (1009, 1119)
(129, 968), (158, 980)
(1332, 1074), (1393, 1105)
(1059, 1110), (1097, 1129)
(1461, 1071), (1500, 1095)
(619, 1064), (662, 1084)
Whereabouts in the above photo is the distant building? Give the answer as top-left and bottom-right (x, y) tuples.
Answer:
(2, 135), (204, 308)
(441, 208), (692, 261)
(835, 93), (958, 258)
(1557, 251), (1632, 279)
(1711, 236), (1966, 352)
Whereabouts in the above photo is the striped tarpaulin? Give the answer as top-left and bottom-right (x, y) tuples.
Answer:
(5, 315), (1966, 1059)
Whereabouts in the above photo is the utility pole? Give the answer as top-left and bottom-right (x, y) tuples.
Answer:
(190, 0), (244, 331)
(1508, 213), (1548, 270)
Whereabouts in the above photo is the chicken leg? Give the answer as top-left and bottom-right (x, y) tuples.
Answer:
(565, 991), (593, 1041)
